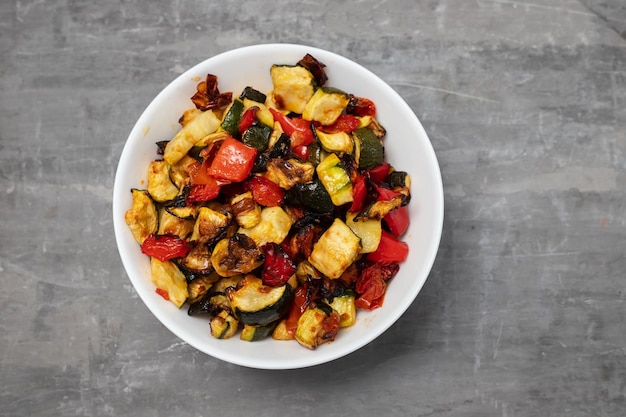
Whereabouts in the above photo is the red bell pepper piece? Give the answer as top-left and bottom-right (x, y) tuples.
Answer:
(347, 96), (377, 117)
(261, 242), (296, 287)
(355, 273), (386, 311)
(207, 136), (258, 182)
(238, 106), (258, 135)
(284, 283), (316, 337)
(374, 184), (410, 237)
(155, 288), (170, 301)
(319, 114), (360, 133)
(269, 108), (314, 147)
(245, 176), (284, 207)
(366, 162), (390, 183)
(292, 144), (310, 160)
(187, 182), (221, 204)
(141, 234), (192, 262)
(367, 230), (409, 264)
(349, 174), (367, 212)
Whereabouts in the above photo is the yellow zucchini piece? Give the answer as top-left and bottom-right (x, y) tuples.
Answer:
(147, 160), (179, 203)
(329, 293), (357, 328)
(211, 234), (264, 277)
(345, 211), (382, 254)
(150, 258), (189, 308)
(314, 129), (354, 154)
(231, 192), (262, 229)
(157, 207), (194, 239)
(238, 206), (294, 247)
(264, 158), (315, 190)
(189, 207), (231, 242)
(316, 153), (353, 206)
(308, 218), (361, 279)
(302, 87), (350, 125)
(164, 110), (220, 165)
(125, 189), (158, 244)
(210, 310), (239, 339)
(270, 65), (316, 114)
(295, 303), (340, 349)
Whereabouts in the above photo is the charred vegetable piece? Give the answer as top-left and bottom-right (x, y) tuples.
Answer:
(261, 242), (296, 287)
(125, 189), (158, 244)
(191, 74), (232, 111)
(231, 191), (262, 228)
(314, 128), (354, 154)
(297, 53), (328, 87)
(158, 208), (194, 239)
(353, 127), (384, 170)
(220, 99), (245, 136)
(226, 275), (293, 326)
(295, 302), (340, 349)
(286, 179), (334, 215)
(187, 273), (220, 304)
(239, 86), (267, 103)
(189, 207), (231, 243)
(264, 158), (315, 190)
(211, 234), (264, 277)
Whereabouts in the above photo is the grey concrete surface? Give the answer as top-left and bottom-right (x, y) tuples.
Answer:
(1, 1), (625, 416)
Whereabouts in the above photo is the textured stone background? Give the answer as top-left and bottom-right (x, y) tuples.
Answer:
(1, 1), (625, 416)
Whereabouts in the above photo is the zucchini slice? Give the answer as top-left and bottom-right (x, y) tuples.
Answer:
(187, 273), (220, 304)
(150, 258), (189, 308)
(238, 206), (294, 247)
(308, 218), (361, 279)
(164, 109), (221, 165)
(270, 64), (316, 114)
(210, 310), (239, 339)
(211, 234), (264, 277)
(286, 179), (334, 215)
(243, 98), (274, 127)
(189, 207), (231, 242)
(302, 87), (350, 125)
(179, 243), (213, 275)
(295, 302), (340, 349)
(147, 160), (179, 203)
(329, 292), (357, 328)
(314, 129), (354, 154)
(158, 207), (194, 240)
(230, 192), (262, 229)
(125, 189), (158, 244)
(345, 211), (382, 254)
(240, 322), (278, 342)
(239, 86), (267, 103)
(226, 275), (293, 326)
(353, 127), (384, 170)
(264, 158), (315, 190)
(316, 153), (353, 206)
(220, 98), (244, 136)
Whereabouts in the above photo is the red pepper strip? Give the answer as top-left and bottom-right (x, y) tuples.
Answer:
(187, 182), (221, 204)
(355, 274), (386, 310)
(366, 162), (390, 183)
(349, 174), (367, 212)
(347, 95), (377, 117)
(246, 176), (284, 207)
(284, 284), (316, 337)
(261, 242), (296, 287)
(319, 114), (360, 133)
(141, 234), (192, 262)
(238, 106), (258, 135)
(367, 230), (409, 264)
(207, 136), (258, 182)
(155, 288), (170, 301)
(269, 108), (314, 147)
(374, 184), (410, 237)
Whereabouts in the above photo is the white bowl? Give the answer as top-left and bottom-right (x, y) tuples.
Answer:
(113, 43), (443, 369)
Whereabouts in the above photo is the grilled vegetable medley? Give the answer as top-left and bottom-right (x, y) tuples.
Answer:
(125, 54), (412, 349)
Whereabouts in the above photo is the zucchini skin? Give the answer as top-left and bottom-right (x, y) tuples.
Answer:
(227, 275), (294, 326)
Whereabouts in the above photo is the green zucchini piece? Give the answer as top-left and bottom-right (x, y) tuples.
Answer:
(270, 64), (316, 114)
(125, 189), (158, 244)
(179, 242), (213, 275)
(316, 153), (353, 206)
(187, 273), (220, 305)
(388, 171), (410, 188)
(157, 208), (194, 240)
(211, 234), (264, 277)
(239, 86), (267, 103)
(237, 206), (294, 247)
(210, 310), (239, 339)
(220, 98), (244, 136)
(287, 179), (334, 214)
(302, 87), (350, 125)
(165, 205), (197, 221)
(295, 302), (340, 349)
(353, 127), (384, 170)
(242, 124), (272, 151)
(240, 322), (278, 342)
(226, 275), (293, 326)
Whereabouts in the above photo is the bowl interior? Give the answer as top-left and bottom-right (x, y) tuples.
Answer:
(113, 43), (443, 369)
